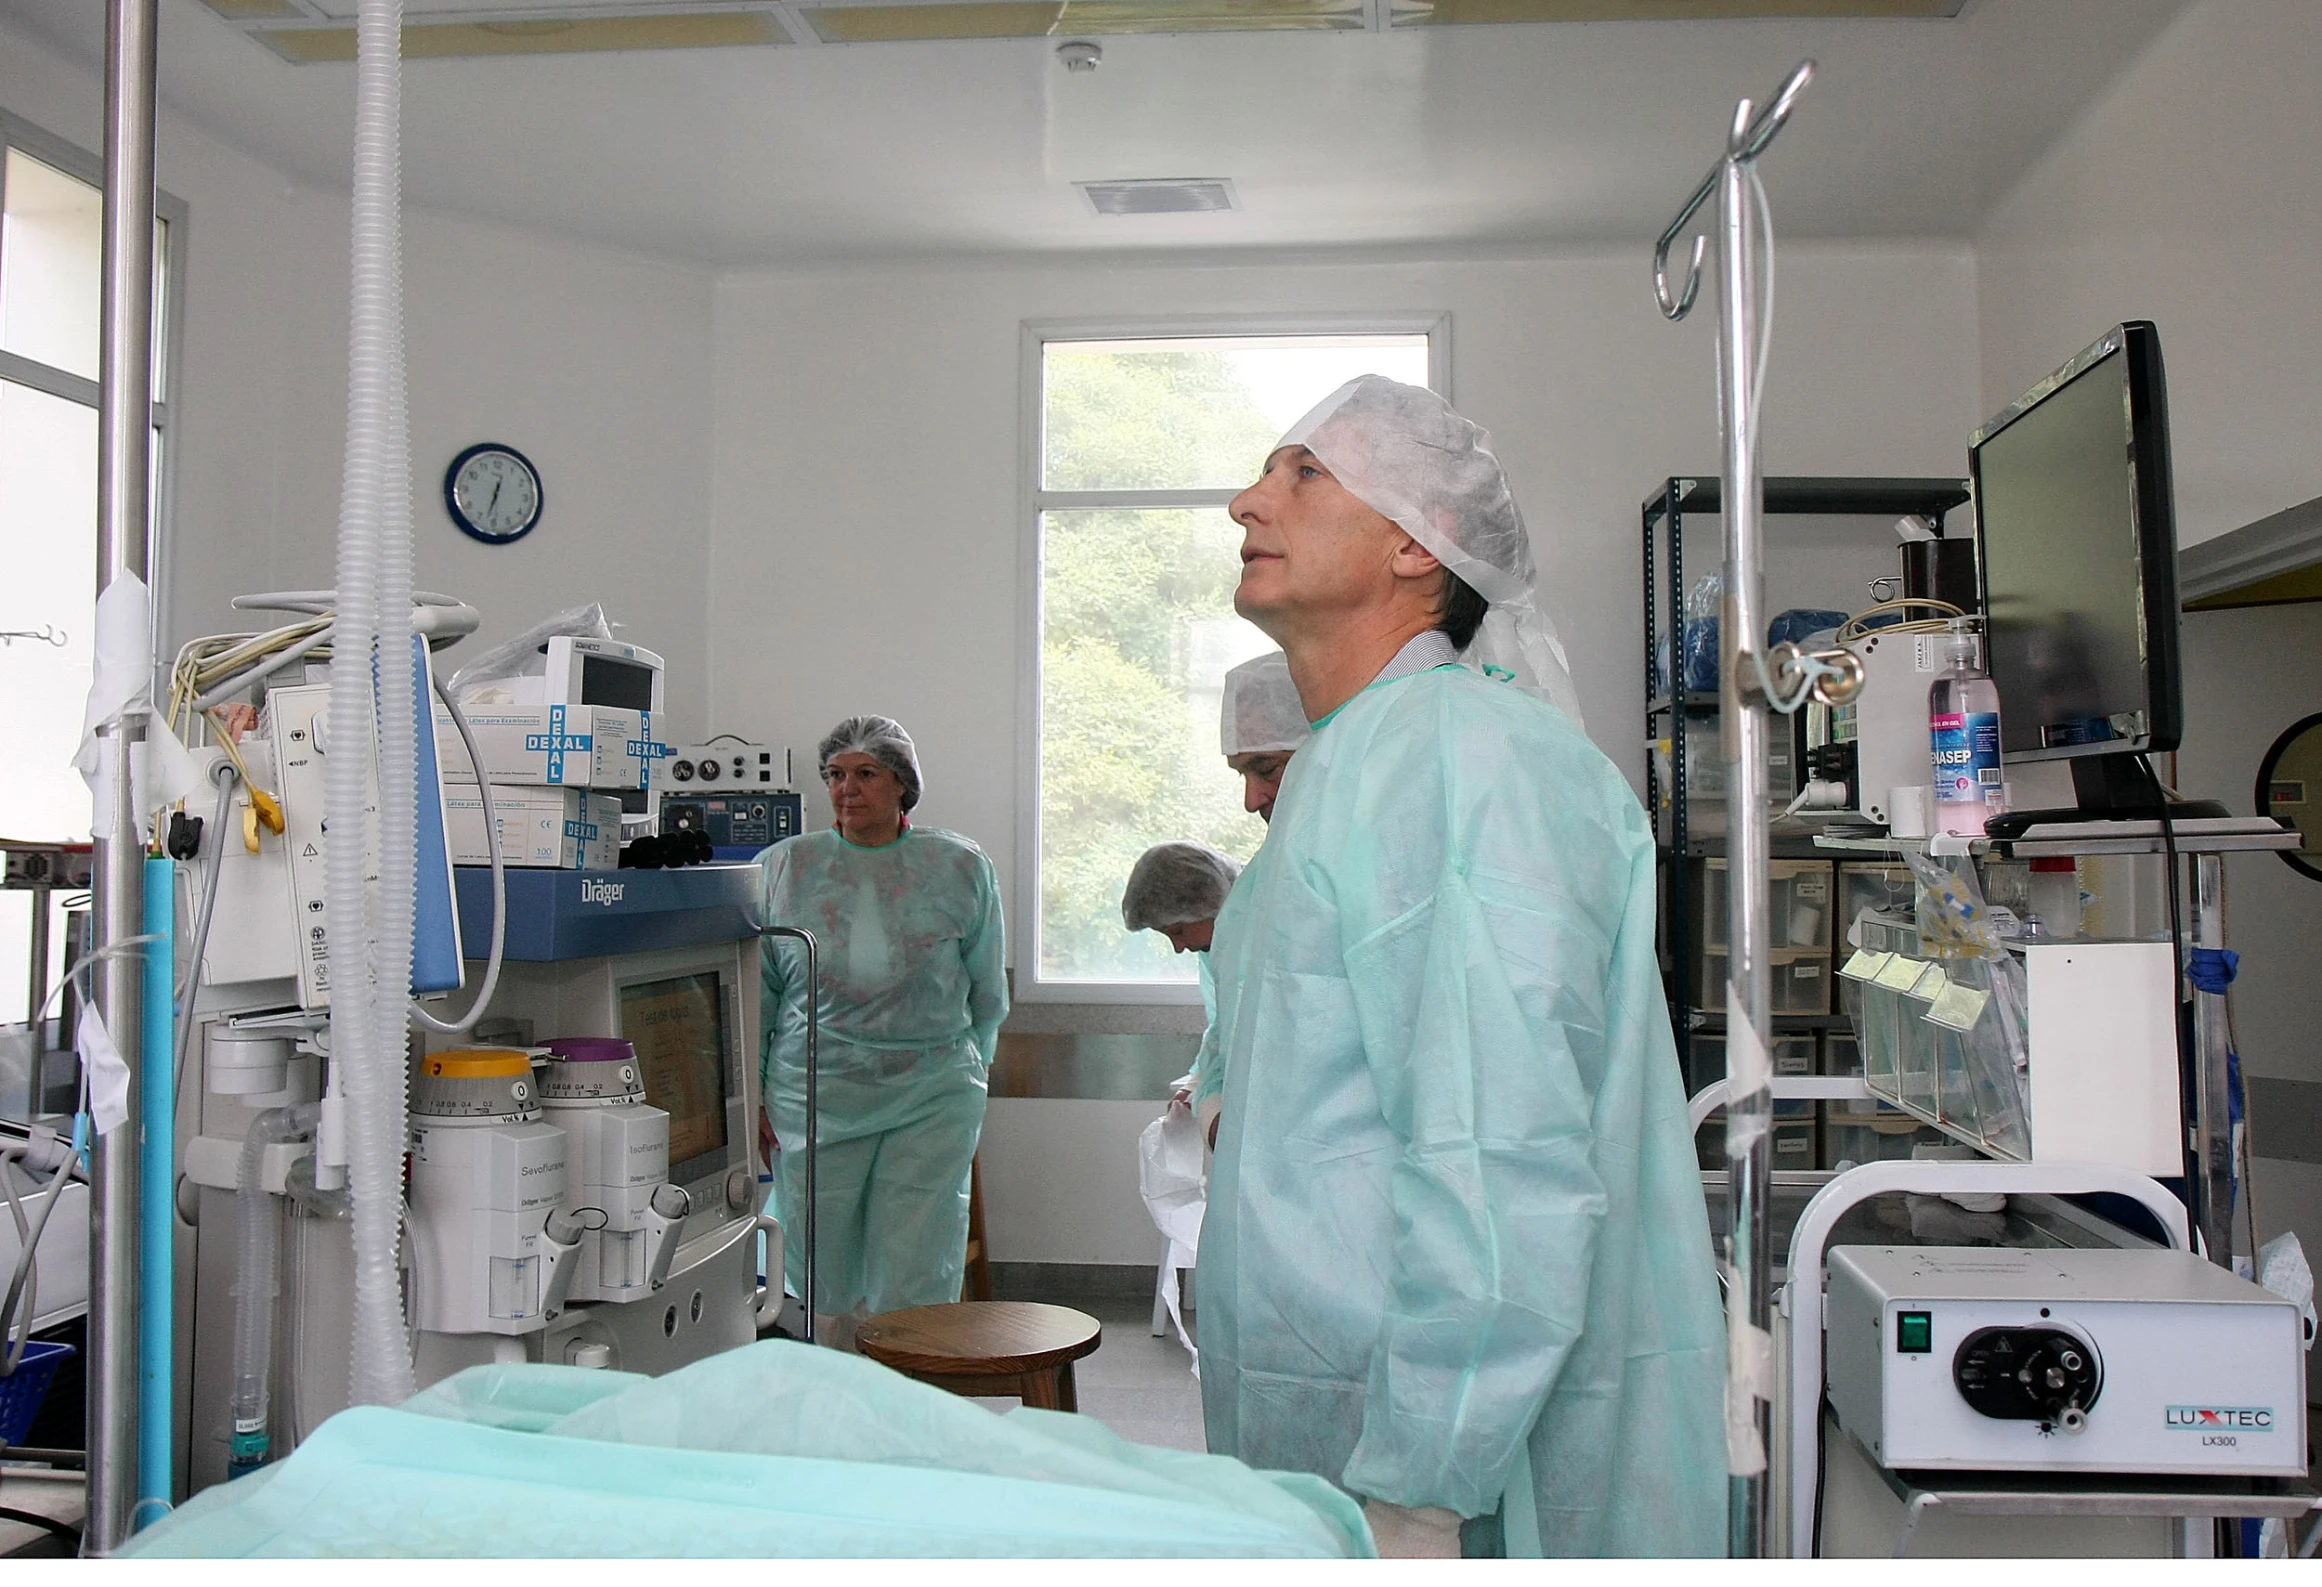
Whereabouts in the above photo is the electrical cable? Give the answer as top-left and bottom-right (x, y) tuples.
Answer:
(0, 1504), (80, 1546)
(0, 935), (153, 1373)
(1836, 598), (1966, 644)
(408, 679), (503, 1037)
(1811, 1396), (1831, 1559)
(0, 1151), (37, 1370)
(0, 1148), (73, 1375)
(171, 772), (239, 1079)
(2142, 753), (2201, 1254)
(1748, 160), (1774, 423)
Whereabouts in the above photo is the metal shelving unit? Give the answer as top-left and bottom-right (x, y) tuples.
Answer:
(1641, 474), (1972, 1099)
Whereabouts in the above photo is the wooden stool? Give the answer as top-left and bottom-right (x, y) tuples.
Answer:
(856, 1301), (1101, 1411)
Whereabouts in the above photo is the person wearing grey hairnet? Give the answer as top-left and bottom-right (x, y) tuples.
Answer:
(1197, 377), (1719, 1557)
(1123, 841), (1241, 1148)
(1220, 651), (1309, 823)
(757, 715), (1007, 1344)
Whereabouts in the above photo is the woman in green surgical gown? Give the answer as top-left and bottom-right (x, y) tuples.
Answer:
(758, 716), (1007, 1333)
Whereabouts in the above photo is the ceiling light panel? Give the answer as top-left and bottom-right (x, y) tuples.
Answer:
(1392, 0), (1964, 20)
(197, 0), (311, 18)
(798, 0), (1361, 43)
(194, 0), (1964, 61)
(246, 12), (788, 61)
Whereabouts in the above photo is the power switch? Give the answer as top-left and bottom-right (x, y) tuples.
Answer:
(1897, 1310), (1933, 1354)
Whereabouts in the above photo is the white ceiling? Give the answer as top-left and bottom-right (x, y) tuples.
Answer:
(0, 0), (2189, 268)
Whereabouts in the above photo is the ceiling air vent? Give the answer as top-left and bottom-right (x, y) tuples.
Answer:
(1076, 179), (1240, 217)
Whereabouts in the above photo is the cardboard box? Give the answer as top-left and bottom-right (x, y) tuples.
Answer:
(436, 704), (659, 790)
(446, 787), (622, 870)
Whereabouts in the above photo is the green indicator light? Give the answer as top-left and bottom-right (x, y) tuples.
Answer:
(1897, 1310), (1933, 1354)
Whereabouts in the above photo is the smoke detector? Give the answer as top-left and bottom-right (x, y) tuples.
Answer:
(1076, 178), (1241, 217)
(1056, 39), (1102, 72)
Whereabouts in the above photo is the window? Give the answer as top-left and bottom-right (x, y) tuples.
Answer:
(1025, 321), (1441, 996)
(0, 112), (183, 1032)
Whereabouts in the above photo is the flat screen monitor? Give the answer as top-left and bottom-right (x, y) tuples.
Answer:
(617, 969), (735, 1187)
(1971, 321), (2182, 763)
(541, 635), (666, 717)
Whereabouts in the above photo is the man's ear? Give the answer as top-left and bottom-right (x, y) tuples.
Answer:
(1387, 533), (1444, 582)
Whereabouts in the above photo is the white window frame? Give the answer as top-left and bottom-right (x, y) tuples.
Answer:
(1015, 312), (1451, 1003)
(0, 106), (188, 624)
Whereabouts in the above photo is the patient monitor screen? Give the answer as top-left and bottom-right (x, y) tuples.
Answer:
(581, 653), (658, 713)
(620, 971), (731, 1176)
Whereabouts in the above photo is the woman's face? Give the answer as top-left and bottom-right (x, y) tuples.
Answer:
(824, 751), (907, 839)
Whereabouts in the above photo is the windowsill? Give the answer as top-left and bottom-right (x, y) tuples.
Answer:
(1001, 998), (1206, 1036)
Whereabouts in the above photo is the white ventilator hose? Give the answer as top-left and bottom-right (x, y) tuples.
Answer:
(330, 0), (418, 1408)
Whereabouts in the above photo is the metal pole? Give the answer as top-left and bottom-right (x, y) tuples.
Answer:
(25, 887), (49, 1116)
(758, 926), (818, 1343)
(2188, 854), (2234, 1269)
(1653, 63), (1813, 1557)
(1715, 123), (1774, 1559)
(90, 0), (160, 1555)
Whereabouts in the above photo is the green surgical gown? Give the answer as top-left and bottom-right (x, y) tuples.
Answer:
(1195, 663), (1724, 1556)
(1190, 951), (1224, 1119)
(759, 825), (1007, 1316)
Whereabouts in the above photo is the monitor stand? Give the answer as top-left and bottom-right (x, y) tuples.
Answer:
(1984, 752), (2231, 839)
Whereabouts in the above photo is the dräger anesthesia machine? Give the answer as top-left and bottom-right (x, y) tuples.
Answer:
(164, 594), (778, 1493)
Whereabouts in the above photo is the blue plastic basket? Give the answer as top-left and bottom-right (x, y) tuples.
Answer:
(0, 1340), (74, 1448)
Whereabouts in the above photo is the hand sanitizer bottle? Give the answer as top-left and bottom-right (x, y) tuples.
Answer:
(1929, 621), (2004, 837)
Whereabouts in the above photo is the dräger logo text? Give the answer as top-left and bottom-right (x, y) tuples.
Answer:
(580, 878), (625, 906)
(2166, 1406), (2273, 1430)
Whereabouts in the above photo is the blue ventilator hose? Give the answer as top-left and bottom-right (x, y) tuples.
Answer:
(139, 857), (175, 1524)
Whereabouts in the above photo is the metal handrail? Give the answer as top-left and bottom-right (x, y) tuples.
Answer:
(756, 925), (818, 1345)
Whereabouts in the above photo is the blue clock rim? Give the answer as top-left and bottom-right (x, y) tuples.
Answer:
(444, 442), (543, 545)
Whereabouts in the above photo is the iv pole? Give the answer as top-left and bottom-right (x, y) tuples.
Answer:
(1652, 61), (1824, 1559)
(90, 0), (161, 1556)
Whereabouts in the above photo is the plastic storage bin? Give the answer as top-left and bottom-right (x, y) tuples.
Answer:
(1838, 909), (2031, 1159)
(1695, 949), (1832, 1015)
(1837, 862), (1914, 950)
(1691, 1034), (1820, 1172)
(1699, 858), (1833, 953)
(1818, 1030), (1947, 1168)
(0, 1339), (74, 1447)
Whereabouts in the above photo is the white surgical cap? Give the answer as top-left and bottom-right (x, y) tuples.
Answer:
(1280, 375), (1584, 727)
(818, 715), (922, 811)
(1122, 842), (1242, 933)
(1220, 651), (1310, 758)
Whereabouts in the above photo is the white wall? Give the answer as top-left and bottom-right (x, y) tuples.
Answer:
(1975, 0), (2322, 1259)
(0, 17), (721, 736)
(1977, 0), (2322, 550)
(707, 243), (1981, 890)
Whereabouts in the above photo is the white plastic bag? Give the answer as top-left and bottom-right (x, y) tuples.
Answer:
(446, 602), (613, 702)
(1138, 1101), (1207, 1364)
(2259, 1231), (2316, 1350)
(1138, 1102), (1206, 1257)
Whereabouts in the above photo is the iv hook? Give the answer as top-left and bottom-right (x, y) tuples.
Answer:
(1651, 60), (1816, 322)
(0, 624), (66, 648)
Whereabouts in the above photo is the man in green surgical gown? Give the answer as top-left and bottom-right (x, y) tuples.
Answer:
(1196, 376), (1724, 1558)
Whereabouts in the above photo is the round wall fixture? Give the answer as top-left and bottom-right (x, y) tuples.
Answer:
(2255, 711), (2322, 881)
(443, 442), (544, 545)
